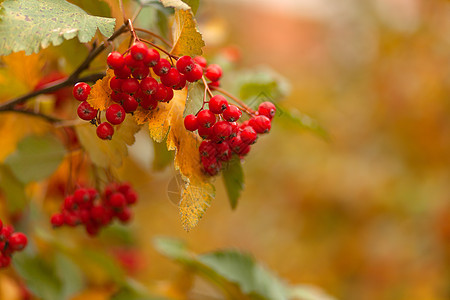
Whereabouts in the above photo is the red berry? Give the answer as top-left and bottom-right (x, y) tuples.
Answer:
(109, 192), (126, 207)
(229, 135), (244, 153)
(111, 91), (124, 103)
(199, 140), (217, 157)
(117, 207), (132, 223)
(176, 55), (195, 74)
(74, 188), (90, 204)
(140, 95), (158, 110)
(0, 219), (3, 232)
(240, 126), (257, 144)
(205, 64), (222, 82)
(114, 65), (131, 79)
(50, 213), (64, 227)
(140, 77), (158, 95)
(133, 89), (147, 104)
(258, 101), (276, 119)
(198, 126), (214, 140)
(90, 205), (106, 223)
(0, 226), (14, 241)
(143, 48), (160, 67)
(8, 232), (27, 251)
(63, 195), (75, 210)
(212, 121), (232, 142)
(153, 83), (168, 101)
(208, 95), (228, 114)
(85, 222), (100, 236)
(118, 182), (131, 194)
(201, 156), (221, 176)
(96, 122), (114, 140)
(185, 64), (203, 82)
(153, 58), (171, 76)
(0, 253), (11, 268)
(132, 64), (150, 80)
(121, 78), (140, 94)
(194, 56), (207, 68)
(215, 142), (232, 161)
(73, 82), (91, 101)
(173, 74), (187, 90)
(125, 190), (138, 205)
(87, 188), (98, 201)
(184, 114), (198, 131)
(249, 115), (271, 133)
(107, 52), (124, 69)
(238, 144), (251, 156)
(122, 95), (139, 113)
(130, 42), (148, 61)
(222, 105), (242, 122)
(163, 86), (174, 103)
(209, 81), (220, 88)
(110, 77), (123, 91)
(77, 101), (98, 120)
(160, 68), (181, 87)
(197, 109), (216, 128)
(106, 104), (126, 125)
(124, 54), (140, 70)
(230, 122), (239, 137)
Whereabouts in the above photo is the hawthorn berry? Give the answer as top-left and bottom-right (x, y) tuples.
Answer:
(185, 64), (203, 82)
(160, 68), (181, 87)
(96, 122), (114, 140)
(199, 140), (217, 157)
(110, 77), (123, 91)
(197, 109), (216, 128)
(198, 126), (214, 140)
(184, 114), (198, 131)
(132, 64), (150, 80)
(194, 56), (207, 68)
(107, 52), (124, 69)
(208, 95), (228, 114)
(114, 65), (132, 79)
(173, 74), (187, 90)
(249, 115), (271, 133)
(109, 193), (126, 207)
(222, 105), (242, 122)
(176, 55), (195, 74)
(124, 54), (141, 70)
(130, 42), (148, 61)
(140, 95), (158, 110)
(8, 233), (27, 251)
(143, 48), (160, 67)
(240, 126), (257, 144)
(153, 83), (168, 101)
(123, 95), (139, 113)
(106, 104), (126, 125)
(111, 91), (124, 103)
(258, 101), (276, 119)
(77, 101), (98, 121)
(164, 86), (174, 102)
(153, 58), (171, 76)
(121, 78), (140, 94)
(73, 82), (91, 101)
(215, 142), (232, 161)
(140, 77), (158, 95)
(205, 64), (223, 82)
(212, 121), (232, 142)
(50, 213), (64, 227)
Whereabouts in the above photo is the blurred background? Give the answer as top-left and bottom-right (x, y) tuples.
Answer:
(126, 0), (450, 299)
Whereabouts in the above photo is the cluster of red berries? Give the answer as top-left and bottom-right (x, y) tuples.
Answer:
(50, 183), (138, 236)
(184, 99), (276, 175)
(72, 41), (223, 140)
(0, 220), (28, 268)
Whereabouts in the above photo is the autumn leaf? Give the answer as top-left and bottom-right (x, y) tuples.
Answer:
(134, 89), (215, 231)
(75, 115), (141, 168)
(170, 9), (205, 57)
(86, 69), (114, 111)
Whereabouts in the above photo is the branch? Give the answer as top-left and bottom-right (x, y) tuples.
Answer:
(0, 23), (129, 111)
(1, 108), (62, 123)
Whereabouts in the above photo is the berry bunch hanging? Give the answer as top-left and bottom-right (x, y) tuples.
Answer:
(50, 182), (138, 236)
(0, 220), (28, 268)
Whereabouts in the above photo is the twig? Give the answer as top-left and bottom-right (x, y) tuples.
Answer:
(127, 19), (139, 42)
(201, 76), (214, 98)
(0, 108), (62, 123)
(134, 27), (171, 48)
(140, 38), (178, 60)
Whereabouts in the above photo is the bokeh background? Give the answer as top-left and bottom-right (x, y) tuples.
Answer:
(126, 0), (450, 299)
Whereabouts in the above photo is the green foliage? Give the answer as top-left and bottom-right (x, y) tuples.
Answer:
(4, 134), (66, 184)
(112, 280), (169, 300)
(222, 157), (244, 210)
(154, 237), (335, 300)
(152, 140), (174, 170)
(277, 108), (329, 140)
(183, 82), (204, 117)
(0, 165), (27, 213)
(13, 251), (85, 300)
(0, 0), (115, 55)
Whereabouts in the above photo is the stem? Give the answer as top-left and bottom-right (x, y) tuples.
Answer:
(201, 76), (214, 98)
(211, 86), (256, 115)
(140, 38), (178, 60)
(134, 27), (171, 48)
(119, 0), (127, 24)
(0, 108), (61, 123)
(0, 23), (128, 112)
(127, 19), (139, 42)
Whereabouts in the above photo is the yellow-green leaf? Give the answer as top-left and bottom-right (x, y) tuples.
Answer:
(170, 9), (205, 57)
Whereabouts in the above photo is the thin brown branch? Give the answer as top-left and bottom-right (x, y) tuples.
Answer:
(140, 38), (178, 60)
(0, 108), (62, 123)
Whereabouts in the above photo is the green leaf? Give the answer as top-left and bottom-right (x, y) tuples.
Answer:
(277, 107), (329, 140)
(54, 253), (85, 299)
(222, 157), (244, 210)
(112, 285), (168, 300)
(183, 82), (204, 117)
(289, 285), (337, 300)
(13, 252), (62, 300)
(4, 134), (66, 184)
(153, 237), (192, 262)
(235, 68), (291, 104)
(199, 251), (288, 300)
(152, 140), (174, 170)
(0, 0), (116, 55)
(0, 165), (27, 213)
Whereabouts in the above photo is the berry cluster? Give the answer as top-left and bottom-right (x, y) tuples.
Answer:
(0, 220), (28, 268)
(184, 100), (276, 175)
(72, 41), (224, 140)
(50, 182), (138, 236)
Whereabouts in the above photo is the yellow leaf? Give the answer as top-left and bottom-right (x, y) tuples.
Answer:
(0, 113), (50, 162)
(134, 89), (215, 231)
(0, 274), (21, 300)
(86, 69), (114, 111)
(170, 9), (205, 57)
(75, 115), (141, 168)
